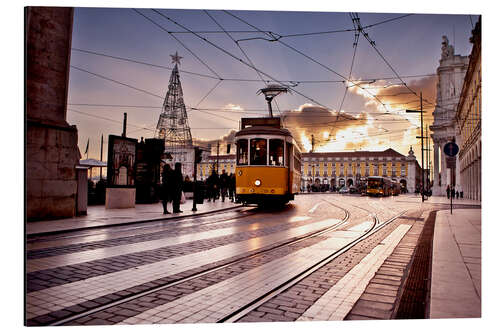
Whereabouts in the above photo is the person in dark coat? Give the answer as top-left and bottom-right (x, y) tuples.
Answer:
(446, 185), (450, 199)
(219, 169), (229, 202)
(229, 173), (236, 202)
(207, 170), (219, 202)
(172, 162), (184, 213)
(161, 164), (173, 214)
(451, 186), (455, 199)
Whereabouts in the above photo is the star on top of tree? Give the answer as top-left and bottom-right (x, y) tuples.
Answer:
(170, 51), (182, 65)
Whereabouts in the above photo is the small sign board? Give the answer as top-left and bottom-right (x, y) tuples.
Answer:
(446, 156), (456, 169)
(444, 142), (459, 157)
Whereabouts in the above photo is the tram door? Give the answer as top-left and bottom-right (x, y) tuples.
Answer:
(287, 142), (293, 194)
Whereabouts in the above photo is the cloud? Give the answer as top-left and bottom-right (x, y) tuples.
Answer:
(193, 129), (238, 155)
(193, 75), (436, 156)
(281, 104), (374, 152)
(349, 76), (437, 126)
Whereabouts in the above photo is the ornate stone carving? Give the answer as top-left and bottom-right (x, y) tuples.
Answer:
(441, 35), (455, 59)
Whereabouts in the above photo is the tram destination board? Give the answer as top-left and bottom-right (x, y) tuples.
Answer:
(444, 141), (459, 157)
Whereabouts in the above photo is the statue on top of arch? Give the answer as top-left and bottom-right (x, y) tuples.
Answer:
(441, 35), (455, 59)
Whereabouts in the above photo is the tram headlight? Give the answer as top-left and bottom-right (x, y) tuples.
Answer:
(254, 179), (261, 187)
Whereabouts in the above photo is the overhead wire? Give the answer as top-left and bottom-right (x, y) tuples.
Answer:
(223, 10), (391, 113)
(148, 8), (331, 111)
(336, 12), (360, 121)
(203, 10), (286, 121)
(72, 46), (440, 84)
(71, 65), (239, 124)
(133, 8), (223, 80)
(194, 80), (223, 108)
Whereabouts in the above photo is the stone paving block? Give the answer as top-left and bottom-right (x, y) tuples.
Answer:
(370, 278), (401, 286)
(262, 313), (288, 321)
(355, 299), (393, 311)
(376, 268), (404, 277)
(374, 273), (402, 281)
(365, 285), (399, 298)
(84, 318), (113, 325)
(359, 292), (396, 304)
(278, 305), (303, 314)
(349, 304), (392, 320)
(345, 314), (374, 320)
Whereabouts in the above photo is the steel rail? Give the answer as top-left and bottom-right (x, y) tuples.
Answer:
(26, 207), (260, 258)
(26, 206), (252, 244)
(49, 203), (350, 326)
(220, 208), (407, 323)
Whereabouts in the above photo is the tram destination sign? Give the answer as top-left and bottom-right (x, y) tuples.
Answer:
(444, 141), (459, 157)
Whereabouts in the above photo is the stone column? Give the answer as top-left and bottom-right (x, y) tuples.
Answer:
(442, 141), (448, 188)
(433, 142), (440, 194)
(26, 7), (81, 220)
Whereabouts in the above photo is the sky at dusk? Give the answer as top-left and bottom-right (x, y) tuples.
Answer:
(66, 5), (480, 167)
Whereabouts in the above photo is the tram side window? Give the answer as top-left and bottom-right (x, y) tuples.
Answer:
(250, 138), (267, 165)
(294, 148), (301, 171)
(269, 139), (284, 166)
(237, 139), (248, 165)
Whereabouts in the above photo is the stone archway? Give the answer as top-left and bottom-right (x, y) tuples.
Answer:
(347, 178), (353, 187)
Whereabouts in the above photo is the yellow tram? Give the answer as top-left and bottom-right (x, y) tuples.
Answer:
(235, 118), (301, 206)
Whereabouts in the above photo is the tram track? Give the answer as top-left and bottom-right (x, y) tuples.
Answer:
(221, 207), (408, 322)
(46, 202), (351, 326)
(26, 205), (249, 243)
(28, 197), (413, 326)
(26, 207), (260, 256)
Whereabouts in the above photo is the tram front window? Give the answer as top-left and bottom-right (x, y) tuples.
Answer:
(237, 139), (248, 165)
(368, 179), (381, 189)
(250, 138), (267, 165)
(269, 139), (284, 166)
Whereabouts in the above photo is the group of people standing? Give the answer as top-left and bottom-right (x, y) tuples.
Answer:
(205, 169), (236, 203)
(160, 162), (184, 214)
(160, 165), (237, 213)
(446, 184), (464, 199)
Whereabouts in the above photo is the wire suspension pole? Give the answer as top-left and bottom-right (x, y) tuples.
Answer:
(420, 92), (424, 202)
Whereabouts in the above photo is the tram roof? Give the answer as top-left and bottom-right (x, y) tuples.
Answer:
(235, 126), (292, 137)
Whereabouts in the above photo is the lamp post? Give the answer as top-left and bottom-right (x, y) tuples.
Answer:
(258, 84), (289, 117)
(406, 92), (426, 202)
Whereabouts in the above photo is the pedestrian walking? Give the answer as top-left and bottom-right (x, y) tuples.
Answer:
(160, 164), (173, 214)
(451, 186), (455, 199)
(219, 169), (229, 202)
(172, 163), (184, 213)
(228, 173), (236, 202)
(456, 186), (459, 199)
(207, 170), (219, 202)
(446, 185), (450, 199)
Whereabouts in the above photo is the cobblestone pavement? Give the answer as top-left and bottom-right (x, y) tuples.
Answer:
(25, 194), (449, 326)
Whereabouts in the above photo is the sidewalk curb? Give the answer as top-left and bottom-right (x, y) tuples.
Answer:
(26, 204), (243, 238)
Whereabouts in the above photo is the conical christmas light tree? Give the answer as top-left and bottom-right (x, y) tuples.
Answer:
(156, 52), (193, 157)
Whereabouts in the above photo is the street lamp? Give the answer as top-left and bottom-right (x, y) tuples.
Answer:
(406, 92), (426, 202)
(258, 84), (289, 117)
